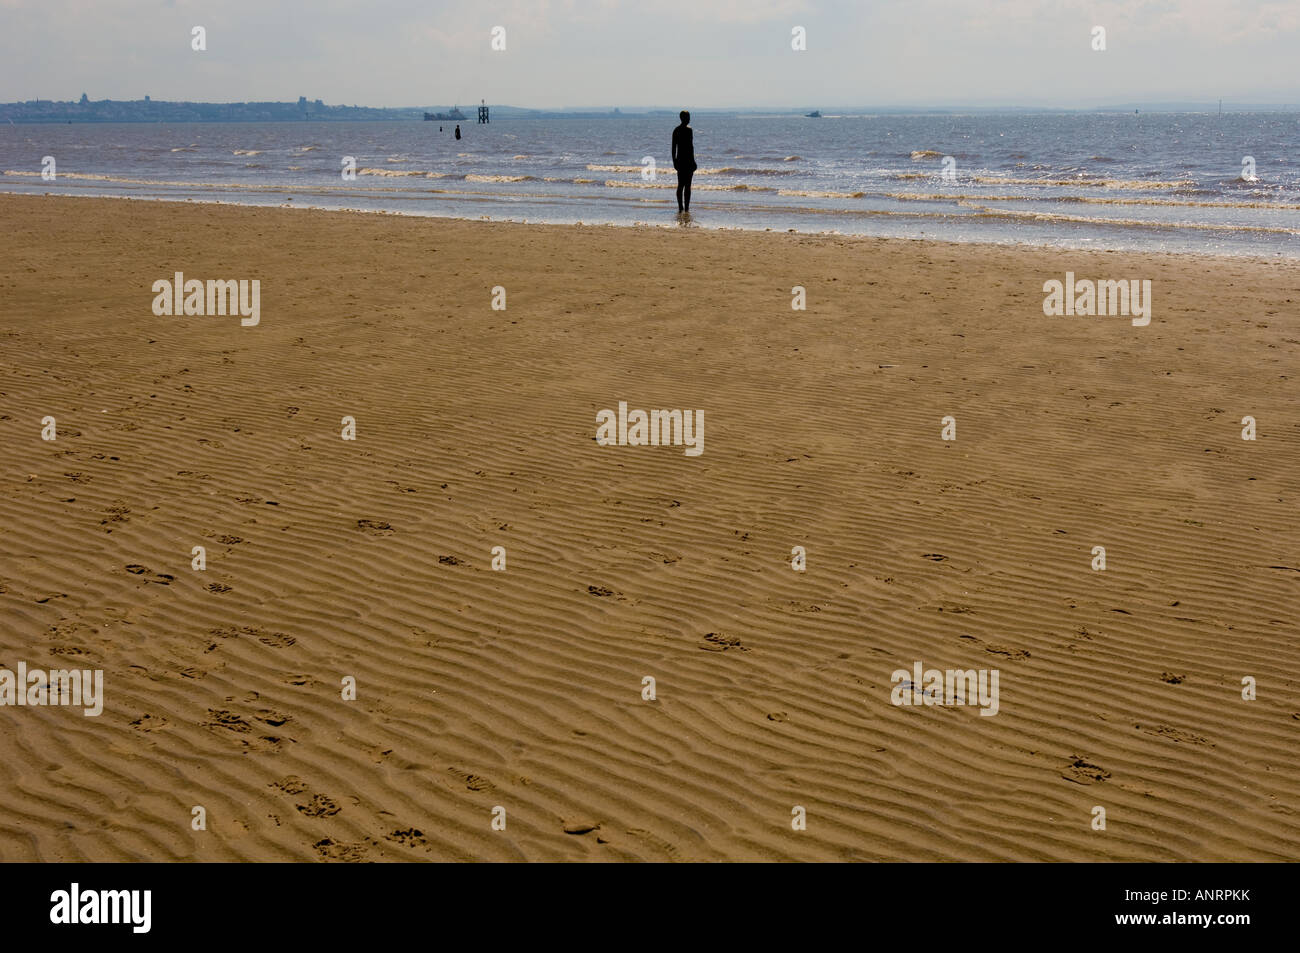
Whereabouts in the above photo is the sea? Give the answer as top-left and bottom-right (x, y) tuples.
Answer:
(3, 112), (1299, 257)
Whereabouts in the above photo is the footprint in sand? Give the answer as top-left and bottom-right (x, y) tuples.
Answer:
(1062, 757), (1111, 785)
(129, 714), (169, 732)
(960, 634), (1030, 660)
(49, 646), (89, 658)
(257, 631), (296, 648)
(1136, 723), (1213, 746)
(297, 794), (341, 818)
(700, 632), (747, 652)
(46, 621), (96, 640)
(203, 708), (253, 733)
(100, 504), (130, 528)
(450, 768), (495, 792)
(767, 599), (822, 614)
(312, 838), (369, 862)
(208, 624), (296, 648)
(270, 776), (307, 796)
(385, 828), (428, 848)
(125, 565), (174, 585)
(203, 707), (289, 750)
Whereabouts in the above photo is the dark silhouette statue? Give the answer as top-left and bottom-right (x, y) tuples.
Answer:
(672, 110), (696, 213)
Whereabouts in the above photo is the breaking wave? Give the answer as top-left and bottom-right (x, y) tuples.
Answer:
(971, 175), (1197, 190)
(465, 173), (536, 183)
(359, 168), (451, 178)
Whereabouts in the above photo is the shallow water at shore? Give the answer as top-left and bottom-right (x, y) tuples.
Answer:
(4, 113), (1299, 256)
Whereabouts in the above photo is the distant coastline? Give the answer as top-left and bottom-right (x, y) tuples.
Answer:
(3, 96), (1297, 124)
(0, 97), (673, 124)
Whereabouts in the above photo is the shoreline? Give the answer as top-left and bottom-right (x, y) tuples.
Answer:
(3, 189), (1298, 265)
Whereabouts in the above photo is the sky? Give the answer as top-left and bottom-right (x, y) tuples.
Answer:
(1, 0), (1297, 109)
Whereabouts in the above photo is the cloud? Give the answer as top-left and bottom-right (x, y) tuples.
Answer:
(0, 0), (1296, 107)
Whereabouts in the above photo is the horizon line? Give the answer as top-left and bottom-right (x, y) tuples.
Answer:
(6, 96), (1300, 113)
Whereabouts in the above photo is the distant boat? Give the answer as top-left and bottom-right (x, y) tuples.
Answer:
(805, 110), (822, 118)
(424, 107), (466, 121)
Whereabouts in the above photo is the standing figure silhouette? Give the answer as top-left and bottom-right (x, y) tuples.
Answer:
(672, 110), (696, 214)
(454, 124), (461, 140)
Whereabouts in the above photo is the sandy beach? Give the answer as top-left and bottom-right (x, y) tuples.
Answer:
(0, 192), (1296, 861)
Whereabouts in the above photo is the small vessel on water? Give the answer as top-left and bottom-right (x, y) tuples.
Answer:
(805, 109), (822, 118)
(424, 106), (466, 121)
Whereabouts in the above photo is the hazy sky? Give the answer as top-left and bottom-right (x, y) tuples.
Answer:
(2, 0), (1297, 109)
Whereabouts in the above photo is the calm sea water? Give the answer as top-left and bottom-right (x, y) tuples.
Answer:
(3, 113), (1299, 256)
